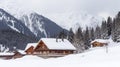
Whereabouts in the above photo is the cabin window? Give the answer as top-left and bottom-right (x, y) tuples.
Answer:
(28, 52), (32, 54)
(47, 51), (49, 54)
(43, 51), (47, 54)
(33, 52), (37, 54)
(39, 51), (42, 54)
(57, 51), (62, 53)
(51, 51), (55, 54)
(68, 51), (71, 54)
(63, 51), (66, 54)
(34, 52), (40, 54)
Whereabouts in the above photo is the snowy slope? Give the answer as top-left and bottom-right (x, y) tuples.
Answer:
(0, 44), (9, 52)
(0, 8), (65, 39)
(0, 8), (38, 51)
(0, 8), (35, 36)
(20, 12), (66, 38)
(0, 39), (120, 67)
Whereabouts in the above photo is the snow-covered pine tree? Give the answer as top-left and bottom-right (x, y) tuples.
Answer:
(89, 27), (95, 41)
(94, 25), (101, 39)
(83, 27), (90, 49)
(107, 17), (112, 38)
(112, 12), (120, 42)
(101, 21), (108, 39)
(73, 27), (85, 53)
(68, 28), (74, 43)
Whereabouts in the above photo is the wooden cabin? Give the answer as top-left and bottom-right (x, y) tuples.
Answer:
(0, 50), (26, 60)
(91, 39), (109, 47)
(13, 50), (26, 59)
(0, 53), (14, 59)
(25, 38), (76, 56)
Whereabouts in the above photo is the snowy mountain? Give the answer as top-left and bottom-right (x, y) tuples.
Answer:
(0, 0), (104, 33)
(20, 12), (66, 38)
(0, 8), (67, 51)
(0, 8), (38, 51)
(0, 8), (35, 37)
(45, 12), (103, 32)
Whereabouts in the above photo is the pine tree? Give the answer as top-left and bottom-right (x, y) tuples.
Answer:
(107, 17), (112, 38)
(68, 28), (74, 43)
(58, 29), (67, 40)
(112, 12), (120, 42)
(84, 27), (90, 49)
(101, 21), (108, 39)
(89, 28), (95, 41)
(76, 27), (83, 40)
(74, 27), (85, 53)
(95, 25), (101, 39)
(112, 19), (117, 41)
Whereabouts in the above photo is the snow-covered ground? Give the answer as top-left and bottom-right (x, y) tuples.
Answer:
(0, 39), (120, 67)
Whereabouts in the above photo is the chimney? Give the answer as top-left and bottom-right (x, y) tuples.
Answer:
(61, 29), (64, 42)
(56, 36), (58, 42)
(62, 36), (64, 42)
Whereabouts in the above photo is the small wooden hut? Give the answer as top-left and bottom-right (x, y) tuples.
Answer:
(13, 50), (26, 59)
(0, 53), (14, 59)
(91, 39), (109, 47)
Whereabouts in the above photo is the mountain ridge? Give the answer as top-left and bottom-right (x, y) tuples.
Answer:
(0, 8), (67, 51)
(20, 12), (66, 38)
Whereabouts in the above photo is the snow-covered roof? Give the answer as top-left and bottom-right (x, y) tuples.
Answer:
(38, 38), (76, 50)
(25, 43), (38, 50)
(17, 50), (26, 54)
(91, 39), (110, 44)
(0, 52), (14, 56)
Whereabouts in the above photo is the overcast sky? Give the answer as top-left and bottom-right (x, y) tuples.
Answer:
(0, 0), (120, 18)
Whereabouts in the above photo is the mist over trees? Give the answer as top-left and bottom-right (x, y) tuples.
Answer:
(67, 12), (120, 53)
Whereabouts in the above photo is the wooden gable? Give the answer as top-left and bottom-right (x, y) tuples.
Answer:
(13, 51), (24, 59)
(25, 46), (34, 54)
(34, 40), (49, 51)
